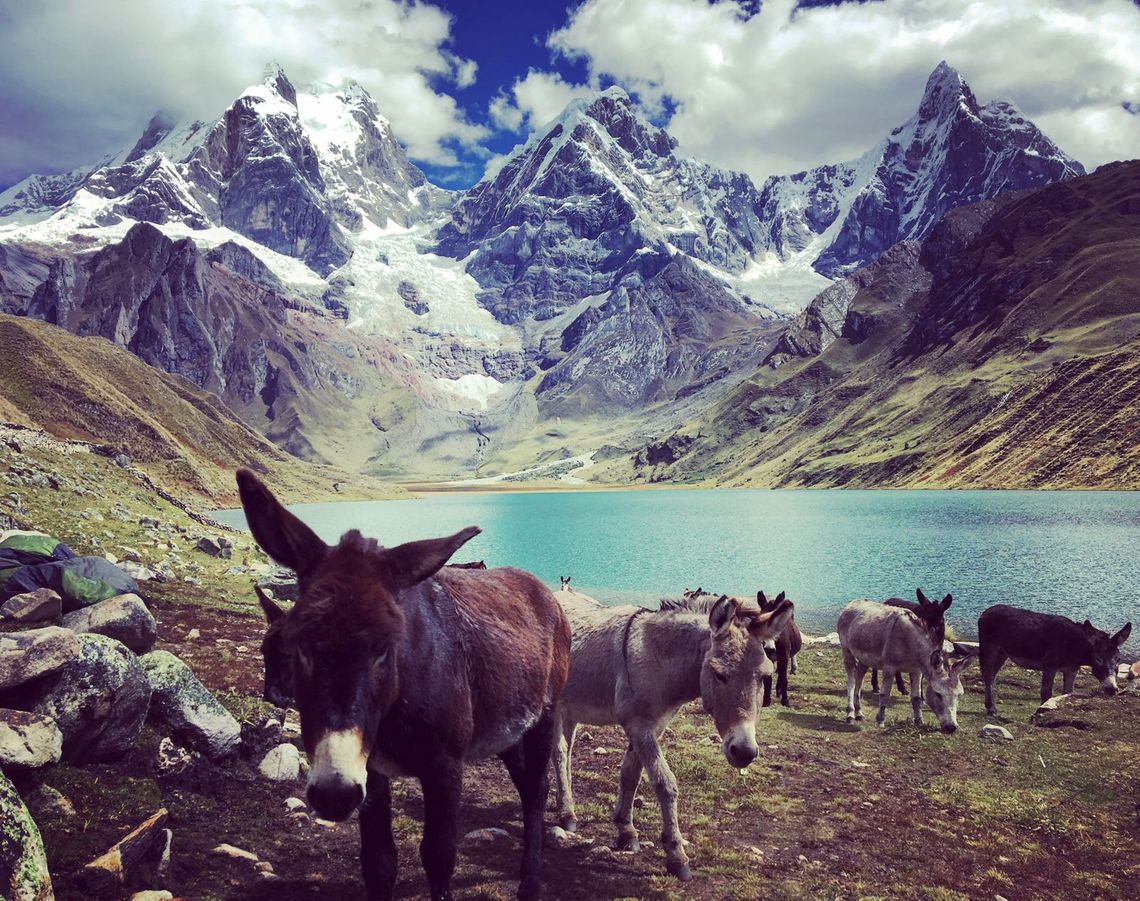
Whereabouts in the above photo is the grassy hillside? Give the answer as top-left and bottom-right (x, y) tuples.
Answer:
(0, 314), (402, 504)
(601, 161), (1140, 489)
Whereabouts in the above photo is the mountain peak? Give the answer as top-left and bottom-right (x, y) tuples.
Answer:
(917, 61), (978, 121)
(260, 62), (298, 108)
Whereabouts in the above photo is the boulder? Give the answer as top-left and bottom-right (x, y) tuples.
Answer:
(118, 562), (161, 583)
(258, 743), (300, 781)
(1031, 694), (1094, 731)
(80, 809), (169, 896)
(979, 724), (1013, 742)
(29, 634), (152, 763)
(24, 785), (76, 819)
(0, 710), (62, 769)
(0, 589), (62, 623)
(139, 651), (240, 761)
(62, 594), (157, 654)
(804, 631), (841, 647)
(0, 769), (54, 900)
(1130, 661), (1140, 681)
(0, 626), (80, 691)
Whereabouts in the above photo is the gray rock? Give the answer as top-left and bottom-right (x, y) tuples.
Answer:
(259, 743), (300, 781)
(211, 843), (260, 863)
(24, 784), (76, 819)
(140, 651), (240, 761)
(29, 634), (152, 763)
(80, 808), (169, 895)
(119, 561), (162, 583)
(463, 827), (512, 845)
(62, 593), (157, 654)
(0, 769), (54, 900)
(194, 537), (223, 557)
(0, 709), (62, 769)
(979, 724), (1013, 742)
(0, 588), (62, 623)
(0, 625), (81, 691)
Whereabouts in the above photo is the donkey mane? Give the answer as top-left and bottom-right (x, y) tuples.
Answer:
(282, 529), (405, 646)
(657, 595), (716, 614)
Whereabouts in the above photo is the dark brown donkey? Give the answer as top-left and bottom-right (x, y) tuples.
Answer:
(870, 590), (950, 694)
(237, 471), (571, 901)
(756, 591), (802, 707)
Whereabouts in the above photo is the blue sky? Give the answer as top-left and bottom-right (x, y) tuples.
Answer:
(0, 0), (1138, 192)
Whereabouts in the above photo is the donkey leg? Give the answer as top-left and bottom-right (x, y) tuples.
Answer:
(360, 770), (397, 901)
(909, 672), (922, 726)
(1061, 669), (1077, 694)
(981, 648), (1007, 715)
(552, 714), (578, 832)
(789, 652), (798, 676)
(502, 708), (557, 901)
(629, 725), (691, 881)
(870, 668), (880, 693)
(1041, 669), (1057, 703)
(894, 672), (906, 693)
(876, 669), (895, 727)
(777, 645), (791, 707)
(843, 651), (864, 723)
(762, 674), (773, 708)
(612, 741), (643, 852)
(419, 763), (463, 901)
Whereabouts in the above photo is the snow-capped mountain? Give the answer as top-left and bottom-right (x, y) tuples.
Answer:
(757, 62), (1084, 288)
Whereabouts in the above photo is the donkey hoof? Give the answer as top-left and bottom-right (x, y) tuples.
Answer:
(615, 832), (640, 853)
(985, 707), (997, 717)
(855, 713), (864, 722)
(666, 860), (693, 881)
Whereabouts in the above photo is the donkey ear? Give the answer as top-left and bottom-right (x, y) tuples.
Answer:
(757, 590), (767, 607)
(775, 591), (786, 604)
(747, 598), (794, 640)
(709, 595), (737, 636)
(929, 649), (943, 671)
(951, 641), (978, 658)
(237, 469), (326, 576)
(1083, 619), (1097, 639)
(940, 594), (952, 611)
(382, 526), (481, 591)
(254, 585), (285, 625)
(916, 588), (930, 606)
(1113, 623), (1132, 646)
(951, 653), (975, 676)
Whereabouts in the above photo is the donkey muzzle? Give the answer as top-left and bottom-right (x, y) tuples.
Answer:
(306, 728), (369, 820)
(307, 776), (364, 821)
(722, 723), (759, 768)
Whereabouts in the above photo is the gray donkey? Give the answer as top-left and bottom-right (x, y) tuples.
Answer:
(838, 600), (976, 733)
(552, 588), (793, 880)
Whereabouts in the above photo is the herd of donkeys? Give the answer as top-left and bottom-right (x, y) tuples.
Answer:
(235, 471), (1134, 900)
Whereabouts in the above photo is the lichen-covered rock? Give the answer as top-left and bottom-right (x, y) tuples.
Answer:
(80, 808), (169, 896)
(0, 768), (54, 900)
(29, 634), (151, 763)
(61, 593), (157, 654)
(0, 626), (81, 692)
(0, 589), (62, 623)
(259, 743), (300, 781)
(0, 710), (62, 769)
(140, 651), (240, 761)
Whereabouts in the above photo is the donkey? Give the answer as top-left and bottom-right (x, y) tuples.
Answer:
(237, 470), (570, 901)
(870, 590), (951, 694)
(756, 590), (801, 707)
(978, 604), (1132, 715)
(560, 575), (572, 591)
(552, 590), (794, 880)
(838, 600), (975, 733)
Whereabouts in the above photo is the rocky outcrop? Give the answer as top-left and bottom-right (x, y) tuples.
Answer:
(28, 634), (152, 763)
(140, 651), (241, 761)
(61, 594), (157, 654)
(0, 769), (53, 900)
(80, 809), (171, 897)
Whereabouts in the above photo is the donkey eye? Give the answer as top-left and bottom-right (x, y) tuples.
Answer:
(714, 671), (728, 684)
(374, 647), (389, 666)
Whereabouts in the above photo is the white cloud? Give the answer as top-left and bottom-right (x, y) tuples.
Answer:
(0, 0), (486, 184)
(489, 69), (598, 134)
(544, 0), (1140, 182)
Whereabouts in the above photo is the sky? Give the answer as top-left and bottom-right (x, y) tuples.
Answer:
(0, 0), (1138, 192)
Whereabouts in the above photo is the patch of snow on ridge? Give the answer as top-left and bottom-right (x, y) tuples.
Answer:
(435, 374), (504, 412)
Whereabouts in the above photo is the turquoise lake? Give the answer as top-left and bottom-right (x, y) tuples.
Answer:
(213, 489), (1140, 652)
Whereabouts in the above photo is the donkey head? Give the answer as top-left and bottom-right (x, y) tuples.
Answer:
(255, 585), (293, 708)
(237, 469), (479, 821)
(1083, 620), (1132, 694)
(701, 594), (794, 768)
(925, 649), (975, 733)
(560, 575), (571, 590)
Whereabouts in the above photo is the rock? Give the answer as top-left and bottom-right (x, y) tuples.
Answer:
(545, 825), (570, 849)
(62, 594), (157, 654)
(1031, 694), (1095, 731)
(186, 628), (200, 641)
(0, 625), (81, 691)
(980, 724), (1014, 742)
(129, 892), (173, 901)
(119, 562), (161, 583)
(212, 843), (260, 862)
(24, 784), (77, 819)
(463, 827), (511, 845)
(0, 588), (62, 623)
(140, 651), (241, 761)
(80, 809), (169, 896)
(156, 737), (193, 777)
(804, 631), (842, 647)
(259, 743), (300, 781)
(0, 769), (54, 900)
(195, 537), (223, 557)
(285, 797), (307, 813)
(29, 634), (152, 763)
(1129, 661), (1140, 681)
(0, 709), (63, 769)
(593, 746), (615, 755)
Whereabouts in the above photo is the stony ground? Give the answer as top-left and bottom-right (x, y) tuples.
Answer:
(4, 430), (1139, 900)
